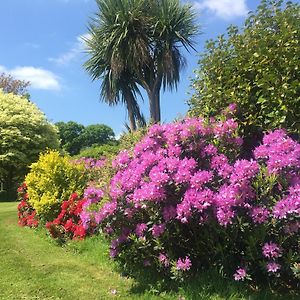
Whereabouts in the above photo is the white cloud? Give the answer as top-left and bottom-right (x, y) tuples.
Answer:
(24, 42), (40, 49)
(48, 33), (91, 66)
(194, 0), (249, 20)
(0, 65), (61, 91)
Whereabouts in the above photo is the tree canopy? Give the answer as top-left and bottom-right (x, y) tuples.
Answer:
(0, 72), (30, 97)
(0, 90), (59, 191)
(188, 0), (300, 149)
(56, 121), (115, 155)
(84, 0), (199, 125)
(80, 124), (115, 148)
(55, 121), (85, 156)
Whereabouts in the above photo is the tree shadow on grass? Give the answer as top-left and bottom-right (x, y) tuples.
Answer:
(127, 268), (299, 300)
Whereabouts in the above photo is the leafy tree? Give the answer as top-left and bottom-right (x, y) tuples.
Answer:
(56, 121), (115, 155)
(0, 72), (30, 97)
(84, 0), (199, 124)
(80, 124), (115, 148)
(0, 90), (59, 192)
(189, 0), (300, 151)
(55, 121), (84, 155)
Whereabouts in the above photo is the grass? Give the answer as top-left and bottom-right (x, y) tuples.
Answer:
(0, 202), (298, 300)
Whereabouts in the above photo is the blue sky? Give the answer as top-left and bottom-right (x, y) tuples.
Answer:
(1, 0), (296, 136)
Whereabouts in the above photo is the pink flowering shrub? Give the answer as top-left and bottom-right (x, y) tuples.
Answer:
(73, 157), (107, 184)
(81, 116), (299, 288)
(74, 157), (106, 169)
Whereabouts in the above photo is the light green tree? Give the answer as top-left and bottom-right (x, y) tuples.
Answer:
(0, 90), (59, 192)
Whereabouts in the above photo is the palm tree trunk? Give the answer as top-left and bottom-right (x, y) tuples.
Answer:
(154, 88), (161, 123)
(148, 86), (161, 123)
(126, 102), (137, 131)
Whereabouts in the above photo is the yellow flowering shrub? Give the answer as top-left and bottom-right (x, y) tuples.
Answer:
(25, 150), (88, 221)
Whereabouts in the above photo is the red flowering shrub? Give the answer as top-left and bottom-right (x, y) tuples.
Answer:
(17, 183), (39, 228)
(45, 193), (92, 241)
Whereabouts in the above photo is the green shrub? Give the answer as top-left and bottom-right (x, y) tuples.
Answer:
(76, 143), (120, 159)
(118, 126), (148, 151)
(188, 0), (300, 151)
(25, 150), (88, 221)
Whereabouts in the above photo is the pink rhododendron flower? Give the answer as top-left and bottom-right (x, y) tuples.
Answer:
(233, 267), (247, 281)
(250, 207), (269, 224)
(254, 129), (300, 174)
(151, 223), (166, 238)
(262, 242), (281, 259)
(143, 260), (151, 267)
(266, 262), (281, 273)
(159, 253), (170, 267)
(176, 256), (192, 271)
(135, 223), (147, 237)
(273, 184), (300, 219)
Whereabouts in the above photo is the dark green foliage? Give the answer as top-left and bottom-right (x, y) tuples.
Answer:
(55, 121), (115, 155)
(80, 124), (115, 149)
(55, 121), (84, 155)
(84, 0), (199, 124)
(0, 189), (17, 202)
(189, 0), (300, 150)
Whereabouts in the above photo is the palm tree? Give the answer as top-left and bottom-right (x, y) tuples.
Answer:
(83, 23), (145, 131)
(101, 66), (146, 131)
(84, 0), (199, 123)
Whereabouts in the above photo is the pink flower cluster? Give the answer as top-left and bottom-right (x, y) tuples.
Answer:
(262, 242), (282, 275)
(73, 157), (106, 169)
(79, 118), (299, 282)
(176, 256), (192, 271)
(272, 184), (300, 219)
(233, 267), (247, 281)
(254, 129), (300, 174)
(262, 242), (281, 259)
(105, 117), (247, 232)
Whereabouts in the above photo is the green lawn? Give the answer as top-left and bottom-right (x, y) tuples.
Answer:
(0, 202), (298, 300)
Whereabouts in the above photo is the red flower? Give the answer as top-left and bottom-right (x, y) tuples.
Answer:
(73, 225), (86, 239)
(53, 218), (60, 226)
(45, 222), (52, 229)
(64, 219), (74, 232)
(57, 209), (67, 220)
(61, 201), (69, 210)
(74, 201), (84, 215)
(69, 193), (78, 202)
(17, 191), (39, 228)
